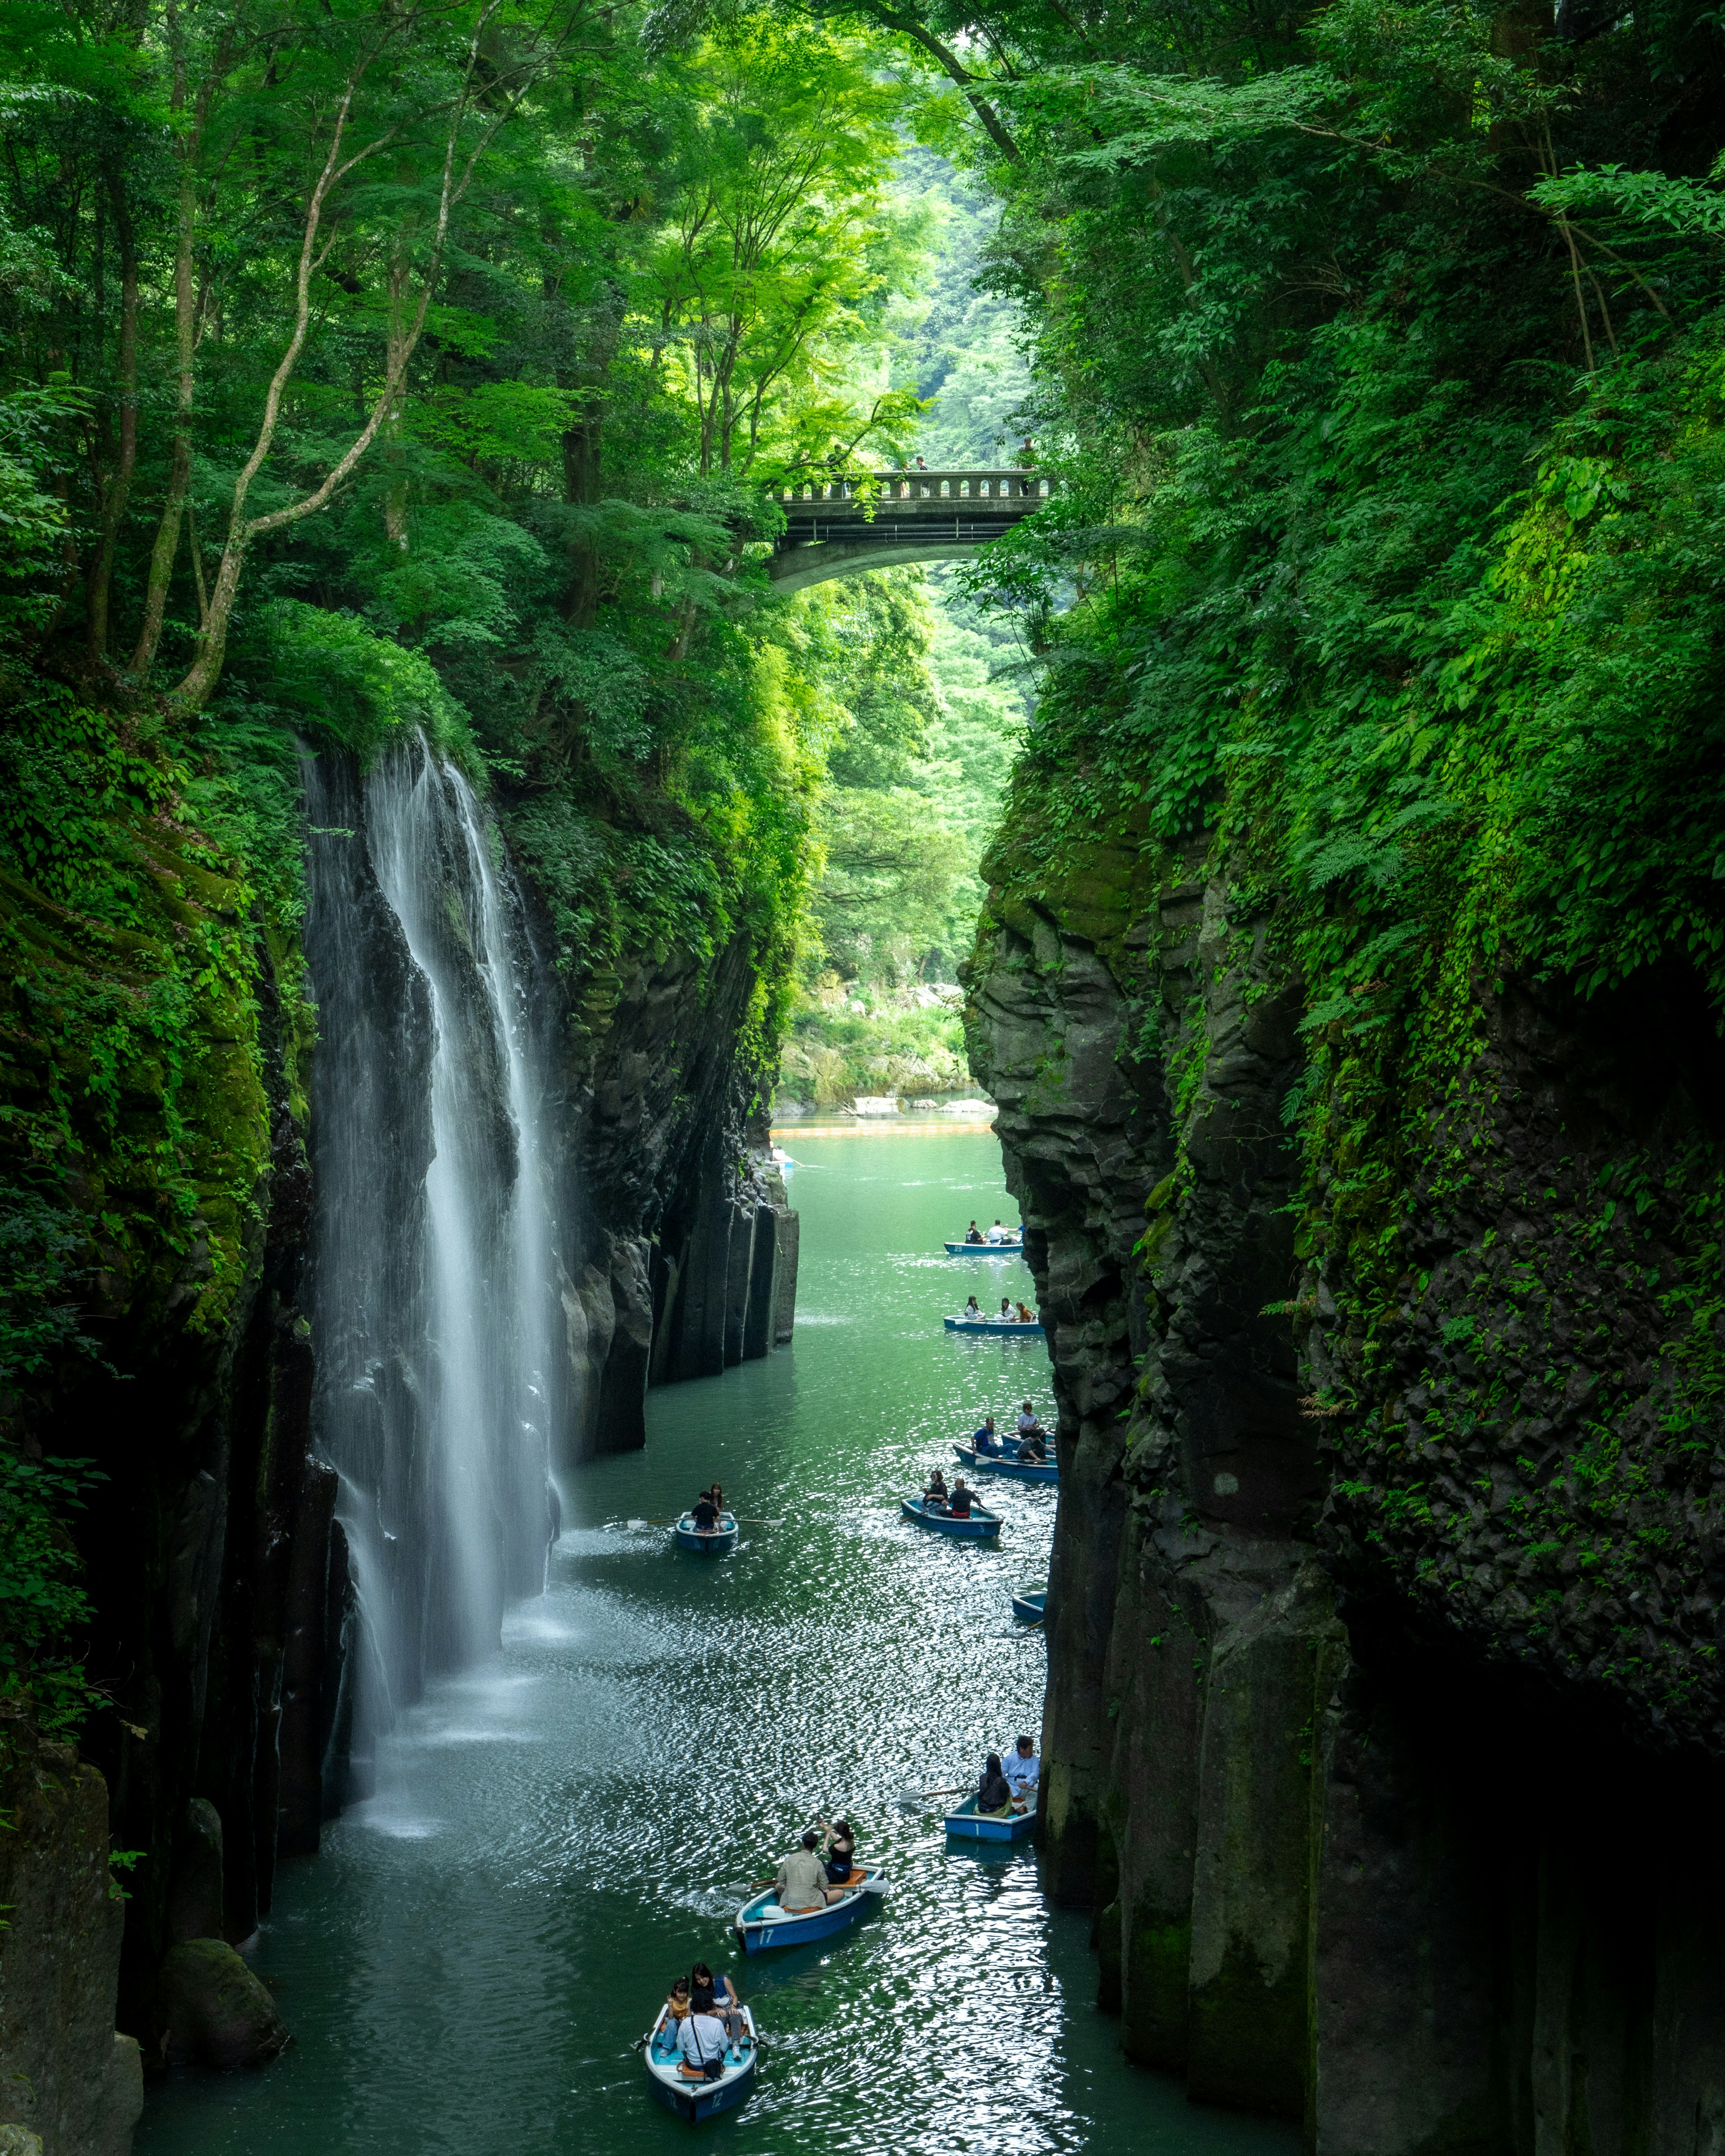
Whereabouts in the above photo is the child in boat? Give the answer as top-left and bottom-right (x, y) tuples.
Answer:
(666, 1976), (693, 2022)
(692, 1962), (745, 2046)
(977, 1753), (1013, 1815)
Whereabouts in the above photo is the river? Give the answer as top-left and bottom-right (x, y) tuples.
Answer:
(138, 1124), (1298, 2156)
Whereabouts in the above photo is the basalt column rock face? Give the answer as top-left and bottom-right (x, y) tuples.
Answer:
(964, 835), (1725, 2150)
(547, 919), (797, 1466)
(0, 1735), (144, 2156)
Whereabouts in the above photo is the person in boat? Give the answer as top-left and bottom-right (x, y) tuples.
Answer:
(973, 1414), (1003, 1457)
(1017, 1427), (1048, 1465)
(965, 1219), (985, 1243)
(708, 1483), (725, 1514)
(1017, 1301), (1035, 1324)
(677, 1987), (732, 2079)
(999, 1297), (1014, 1320)
(691, 1490), (721, 1532)
(1002, 1735), (1040, 1804)
(775, 1829), (840, 1913)
(964, 1295), (982, 1320)
(924, 1466), (949, 1506)
(948, 1476), (976, 1519)
(819, 1817), (857, 1885)
(666, 1975), (693, 2023)
(977, 1752), (1013, 1815)
(692, 1962), (745, 2047)
(985, 1219), (1006, 1243)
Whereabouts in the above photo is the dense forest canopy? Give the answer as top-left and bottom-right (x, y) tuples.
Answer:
(5, 0), (1725, 1723)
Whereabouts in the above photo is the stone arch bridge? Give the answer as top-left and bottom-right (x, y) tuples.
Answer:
(768, 468), (1053, 591)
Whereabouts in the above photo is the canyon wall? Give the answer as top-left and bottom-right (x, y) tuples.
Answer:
(965, 827), (1725, 2152)
(3, 741), (795, 2121)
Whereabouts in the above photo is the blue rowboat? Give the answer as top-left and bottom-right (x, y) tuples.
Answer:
(944, 1316), (1044, 1337)
(900, 1495), (1001, 1539)
(1011, 1587), (1047, 1623)
(735, 1867), (886, 1954)
(644, 2002), (758, 2121)
(944, 1240), (1024, 1256)
(954, 1443), (1057, 1484)
(944, 1794), (1037, 1842)
(673, 1511), (739, 1555)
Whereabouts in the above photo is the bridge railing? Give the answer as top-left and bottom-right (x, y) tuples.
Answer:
(779, 468), (1054, 505)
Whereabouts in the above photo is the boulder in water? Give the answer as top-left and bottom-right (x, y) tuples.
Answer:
(157, 1940), (289, 2069)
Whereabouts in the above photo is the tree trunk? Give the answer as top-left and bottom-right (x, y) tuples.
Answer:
(88, 167), (140, 660)
(130, 154), (196, 677)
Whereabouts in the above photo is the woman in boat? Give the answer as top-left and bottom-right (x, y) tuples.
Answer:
(977, 1752), (1013, 1816)
(692, 1962), (744, 2046)
(819, 1817), (857, 1885)
(924, 1467), (949, 1506)
(999, 1296), (1014, 1320)
(964, 1294), (982, 1319)
(708, 1483), (725, 1514)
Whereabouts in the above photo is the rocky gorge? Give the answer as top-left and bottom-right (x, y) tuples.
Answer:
(0, 739), (796, 2153)
(965, 812), (1725, 2150)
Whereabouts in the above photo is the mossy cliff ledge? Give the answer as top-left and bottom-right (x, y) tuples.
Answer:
(964, 822), (1725, 2150)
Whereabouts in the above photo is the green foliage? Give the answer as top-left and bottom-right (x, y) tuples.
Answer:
(0, 1447), (105, 1744)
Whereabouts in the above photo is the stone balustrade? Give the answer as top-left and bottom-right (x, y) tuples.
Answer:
(778, 468), (1054, 508)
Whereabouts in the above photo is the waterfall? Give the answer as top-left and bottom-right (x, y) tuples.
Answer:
(301, 734), (562, 1789)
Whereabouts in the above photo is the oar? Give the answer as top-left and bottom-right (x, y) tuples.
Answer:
(898, 1784), (966, 1806)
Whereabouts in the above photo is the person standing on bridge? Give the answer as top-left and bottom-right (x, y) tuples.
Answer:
(1016, 436), (1037, 467)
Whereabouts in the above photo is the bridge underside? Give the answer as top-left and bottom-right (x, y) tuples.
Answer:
(769, 537), (987, 592)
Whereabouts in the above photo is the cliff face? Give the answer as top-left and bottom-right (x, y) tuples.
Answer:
(4, 739), (795, 2112)
(965, 835), (1725, 2151)
(0, 1734), (143, 2156)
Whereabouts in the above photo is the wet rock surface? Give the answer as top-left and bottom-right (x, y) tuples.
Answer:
(154, 1940), (289, 2071)
(0, 1737), (144, 2156)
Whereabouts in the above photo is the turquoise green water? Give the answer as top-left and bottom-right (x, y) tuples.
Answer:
(138, 1127), (1298, 2156)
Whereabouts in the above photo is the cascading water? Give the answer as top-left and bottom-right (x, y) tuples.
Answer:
(301, 734), (563, 1790)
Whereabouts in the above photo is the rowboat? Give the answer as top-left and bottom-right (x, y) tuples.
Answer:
(734, 1867), (886, 1954)
(1011, 1586), (1048, 1623)
(944, 1794), (1038, 1842)
(944, 1239), (1024, 1256)
(643, 2002), (759, 2121)
(944, 1315), (1044, 1337)
(900, 1495), (1001, 1539)
(673, 1511), (739, 1555)
(954, 1443), (1057, 1484)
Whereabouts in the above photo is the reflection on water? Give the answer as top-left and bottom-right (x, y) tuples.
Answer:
(138, 1131), (1297, 2156)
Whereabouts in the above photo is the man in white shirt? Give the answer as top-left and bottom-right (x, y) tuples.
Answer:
(677, 1988), (732, 2078)
(985, 1219), (1004, 1243)
(1002, 1735), (1039, 1803)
